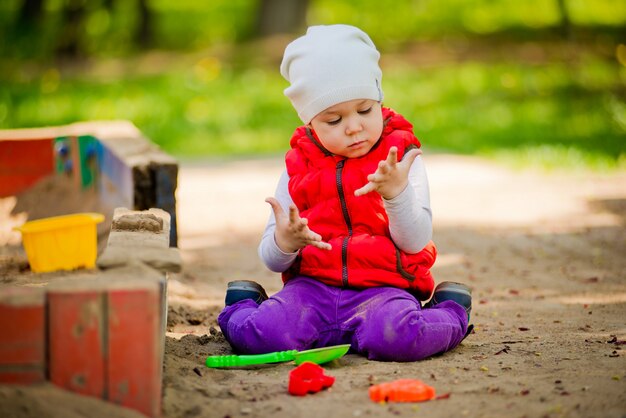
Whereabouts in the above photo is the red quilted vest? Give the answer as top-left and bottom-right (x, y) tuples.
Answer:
(283, 107), (436, 300)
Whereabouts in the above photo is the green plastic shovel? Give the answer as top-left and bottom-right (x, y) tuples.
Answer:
(205, 344), (351, 368)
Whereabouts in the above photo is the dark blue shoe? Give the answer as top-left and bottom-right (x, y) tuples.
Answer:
(424, 281), (472, 319)
(225, 280), (268, 306)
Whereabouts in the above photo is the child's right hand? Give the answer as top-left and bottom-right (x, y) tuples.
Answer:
(354, 146), (422, 199)
(265, 197), (332, 253)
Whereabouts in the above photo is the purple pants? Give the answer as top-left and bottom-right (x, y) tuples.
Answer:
(218, 276), (468, 362)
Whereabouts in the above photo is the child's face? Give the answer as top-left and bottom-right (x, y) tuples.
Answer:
(309, 99), (383, 158)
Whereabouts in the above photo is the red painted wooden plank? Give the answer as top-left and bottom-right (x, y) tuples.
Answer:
(0, 287), (45, 384)
(0, 368), (46, 385)
(47, 288), (105, 397)
(0, 139), (54, 196)
(107, 282), (162, 417)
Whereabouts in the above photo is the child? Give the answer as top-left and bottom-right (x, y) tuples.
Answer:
(218, 24), (471, 362)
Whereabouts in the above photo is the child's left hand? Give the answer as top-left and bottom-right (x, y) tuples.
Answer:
(354, 146), (422, 199)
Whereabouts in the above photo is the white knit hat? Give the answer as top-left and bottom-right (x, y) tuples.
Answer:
(280, 24), (384, 124)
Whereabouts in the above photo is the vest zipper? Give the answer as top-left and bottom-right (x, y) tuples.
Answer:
(395, 247), (416, 282)
(336, 160), (352, 287)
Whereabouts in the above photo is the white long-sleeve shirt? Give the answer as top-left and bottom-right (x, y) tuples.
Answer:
(258, 156), (432, 273)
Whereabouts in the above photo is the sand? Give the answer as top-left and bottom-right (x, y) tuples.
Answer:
(1, 154), (625, 418)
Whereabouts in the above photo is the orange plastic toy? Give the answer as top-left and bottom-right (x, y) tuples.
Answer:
(369, 379), (436, 403)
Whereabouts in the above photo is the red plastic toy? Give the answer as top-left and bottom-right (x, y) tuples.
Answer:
(288, 362), (335, 396)
(369, 379), (436, 403)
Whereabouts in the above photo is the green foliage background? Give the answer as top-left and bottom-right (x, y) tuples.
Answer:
(1, 0), (625, 170)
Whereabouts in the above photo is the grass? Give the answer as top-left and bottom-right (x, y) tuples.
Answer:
(1, 40), (624, 172)
(1, 0), (624, 171)
(385, 56), (626, 171)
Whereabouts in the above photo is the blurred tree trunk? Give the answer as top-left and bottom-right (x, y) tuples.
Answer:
(135, 0), (153, 49)
(12, 0), (43, 50)
(100, 0), (152, 49)
(256, 0), (309, 37)
(17, 0), (44, 28)
(556, 0), (571, 38)
(55, 0), (87, 58)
